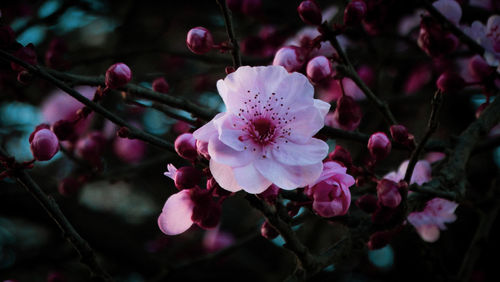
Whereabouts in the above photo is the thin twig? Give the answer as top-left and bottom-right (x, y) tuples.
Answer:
(319, 24), (398, 126)
(216, 0), (242, 68)
(0, 148), (113, 281)
(404, 90), (443, 183)
(0, 49), (175, 153)
(245, 195), (324, 278)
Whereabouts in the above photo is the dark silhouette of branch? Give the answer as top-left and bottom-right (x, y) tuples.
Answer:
(0, 147), (113, 282)
(319, 23), (398, 126)
(216, 0), (242, 68)
(0, 49), (175, 153)
(404, 90), (443, 183)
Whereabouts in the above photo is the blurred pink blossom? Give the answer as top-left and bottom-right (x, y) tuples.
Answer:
(407, 198), (458, 242)
(193, 66), (330, 193)
(203, 228), (235, 253)
(384, 159), (432, 185)
(464, 15), (500, 73)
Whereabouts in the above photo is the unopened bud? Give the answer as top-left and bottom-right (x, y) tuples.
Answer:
(186, 27), (214, 55)
(306, 56), (332, 83)
(297, 0), (322, 26)
(105, 63), (132, 89)
(368, 132), (391, 160)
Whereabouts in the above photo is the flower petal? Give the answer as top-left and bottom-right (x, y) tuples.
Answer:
(193, 113), (224, 142)
(208, 136), (260, 167)
(272, 138), (328, 166)
(213, 113), (247, 151)
(287, 105), (329, 144)
(158, 189), (194, 235)
(209, 159), (243, 192)
(254, 157), (323, 190)
(233, 163), (272, 194)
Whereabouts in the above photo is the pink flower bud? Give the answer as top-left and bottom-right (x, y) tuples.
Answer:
(390, 124), (411, 146)
(368, 132), (391, 160)
(468, 55), (493, 81)
(75, 132), (106, 164)
(58, 177), (81, 196)
(261, 221), (279, 239)
(0, 25), (15, 48)
(297, 0), (322, 26)
(272, 46), (306, 73)
(436, 71), (465, 94)
(11, 43), (37, 72)
(306, 56), (332, 83)
(105, 63), (132, 89)
(355, 194), (378, 213)
(328, 145), (352, 168)
(51, 120), (76, 141)
(196, 139), (210, 160)
(175, 166), (202, 190)
(29, 125), (59, 161)
(152, 77), (170, 93)
(186, 27), (214, 55)
(376, 179), (401, 208)
(332, 95), (362, 131)
(172, 121), (191, 135)
(357, 65), (375, 88)
(344, 0), (367, 26)
(242, 0), (262, 16)
(175, 133), (197, 161)
(113, 136), (146, 163)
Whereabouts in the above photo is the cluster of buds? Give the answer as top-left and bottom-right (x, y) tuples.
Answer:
(158, 133), (232, 235)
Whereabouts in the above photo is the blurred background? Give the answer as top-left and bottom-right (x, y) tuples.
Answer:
(1, 0), (500, 281)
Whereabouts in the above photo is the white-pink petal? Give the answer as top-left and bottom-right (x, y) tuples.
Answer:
(208, 136), (259, 167)
(232, 163), (272, 193)
(433, 0), (462, 25)
(272, 138), (328, 166)
(209, 159), (243, 192)
(158, 189), (195, 235)
(254, 157), (323, 190)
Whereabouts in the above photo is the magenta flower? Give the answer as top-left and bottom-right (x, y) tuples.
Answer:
(305, 161), (355, 218)
(407, 198), (458, 242)
(193, 66), (330, 193)
(464, 15), (500, 72)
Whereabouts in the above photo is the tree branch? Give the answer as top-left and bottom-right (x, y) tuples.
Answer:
(0, 49), (175, 152)
(404, 90), (443, 183)
(0, 148), (113, 281)
(216, 0), (242, 68)
(319, 24), (398, 126)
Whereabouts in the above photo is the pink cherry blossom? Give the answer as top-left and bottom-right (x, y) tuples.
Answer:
(305, 161), (355, 217)
(464, 15), (500, 73)
(193, 66), (330, 193)
(384, 159), (432, 185)
(407, 198), (458, 242)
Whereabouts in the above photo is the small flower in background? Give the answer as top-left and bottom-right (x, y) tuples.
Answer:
(367, 132), (391, 161)
(193, 66), (330, 193)
(464, 15), (500, 73)
(383, 159), (432, 185)
(407, 198), (458, 242)
(203, 228), (235, 253)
